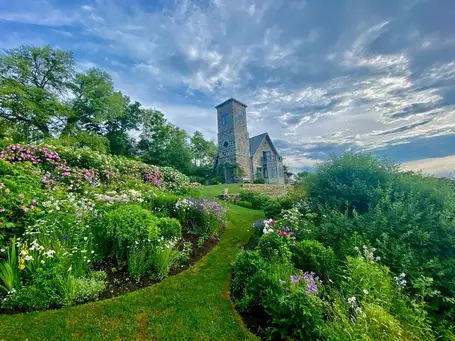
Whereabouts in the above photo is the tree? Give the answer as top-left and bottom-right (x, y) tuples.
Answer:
(190, 131), (217, 166)
(283, 164), (294, 184)
(105, 96), (141, 156)
(62, 68), (125, 136)
(0, 45), (75, 139)
(138, 109), (192, 173)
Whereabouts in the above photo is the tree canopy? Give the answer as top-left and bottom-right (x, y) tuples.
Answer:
(0, 45), (221, 181)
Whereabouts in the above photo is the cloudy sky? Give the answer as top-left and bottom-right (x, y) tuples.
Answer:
(1, 0), (455, 175)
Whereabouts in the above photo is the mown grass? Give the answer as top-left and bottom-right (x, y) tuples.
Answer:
(199, 183), (242, 198)
(0, 190), (263, 341)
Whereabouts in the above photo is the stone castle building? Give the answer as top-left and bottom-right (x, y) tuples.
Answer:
(214, 98), (285, 184)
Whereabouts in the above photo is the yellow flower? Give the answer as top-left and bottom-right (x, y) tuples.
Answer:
(18, 257), (25, 271)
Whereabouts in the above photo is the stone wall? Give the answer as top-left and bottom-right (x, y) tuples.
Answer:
(251, 135), (285, 185)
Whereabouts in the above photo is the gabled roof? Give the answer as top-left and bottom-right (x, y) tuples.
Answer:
(215, 97), (248, 109)
(249, 133), (267, 157)
(249, 132), (280, 158)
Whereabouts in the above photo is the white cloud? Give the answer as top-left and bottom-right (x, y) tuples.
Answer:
(2, 0), (455, 173)
(402, 156), (455, 177)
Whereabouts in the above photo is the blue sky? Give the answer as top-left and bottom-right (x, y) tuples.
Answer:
(1, 0), (455, 175)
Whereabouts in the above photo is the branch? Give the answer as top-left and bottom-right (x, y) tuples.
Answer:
(0, 108), (33, 125)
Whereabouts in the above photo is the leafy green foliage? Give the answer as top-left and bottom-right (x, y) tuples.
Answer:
(237, 200), (253, 209)
(257, 232), (292, 261)
(97, 204), (160, 263)
(292, 240), (337, 281)
(299, 152), (455, 337)
(0, 239), (21, 292)
(157, 217), (182, 240)
(308, 152), (397, 214)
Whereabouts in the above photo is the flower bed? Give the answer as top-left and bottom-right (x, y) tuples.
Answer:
(231, 207), (433, 340)
(0, 144), (224, 313)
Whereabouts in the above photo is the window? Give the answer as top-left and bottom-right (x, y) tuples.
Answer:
(271, 167), (277, 178)
(256, 167), (262, 173)
(279, 167), (284, 177)
(221, 113), (228, 125)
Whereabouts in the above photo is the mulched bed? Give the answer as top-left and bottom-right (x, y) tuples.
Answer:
(95, 230), (223, 300)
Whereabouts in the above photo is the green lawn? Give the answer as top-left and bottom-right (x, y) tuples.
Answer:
(198, 183), (242, 198)
(0, 202), (263, 341)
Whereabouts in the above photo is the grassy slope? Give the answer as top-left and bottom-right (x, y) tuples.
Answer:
(0, 191), (263, 341)
(198, 184), (242, 198)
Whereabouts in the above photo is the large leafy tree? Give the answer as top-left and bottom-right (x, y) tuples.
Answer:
(0, 45), (74, 139)
(190, 131), (217, 166)
(63, 68), (125, 135)
(138, 109), (192, 172)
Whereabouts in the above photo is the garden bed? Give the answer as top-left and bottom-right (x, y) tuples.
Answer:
(1, 227), (224, 315)
(95, 230), (223, 300)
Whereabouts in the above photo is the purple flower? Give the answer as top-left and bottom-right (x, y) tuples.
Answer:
(279, 279), (286, 285)
(290, 275), (300, 284)
(62, 234), (67, 240)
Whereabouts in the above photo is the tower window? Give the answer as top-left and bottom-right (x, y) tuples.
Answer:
(221, 113), (228, 125)
(223, 141), (229, 148)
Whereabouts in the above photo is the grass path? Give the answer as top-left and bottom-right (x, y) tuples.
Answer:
(0, 203), (263, 341)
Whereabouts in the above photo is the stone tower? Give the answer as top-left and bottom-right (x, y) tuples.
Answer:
(216, 98), (252, 182)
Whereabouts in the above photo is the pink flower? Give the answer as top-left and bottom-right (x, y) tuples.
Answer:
(5, 189), (10, 194)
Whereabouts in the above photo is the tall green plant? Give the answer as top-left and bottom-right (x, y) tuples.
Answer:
(0, 238), (21, 292)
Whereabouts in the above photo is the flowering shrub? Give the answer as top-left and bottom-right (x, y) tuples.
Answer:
(257, 230), (293, 261)
(0, 144), (194, 194)
(0, 161), (45, 242)
(175, 198), (225, 237)
(160, 166), (191, 194)
(231, 256), (325, 340)
(275, 207), (316, 239)
(0, 144), (62, 169)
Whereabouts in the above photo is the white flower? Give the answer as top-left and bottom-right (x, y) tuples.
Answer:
(375, 256), (381, 261)
(355, 307), (363, 313)
(44, 250), (56, 258)
(0, 248), (5, 253)
(363, 289), (369, 295)
(24, 255), (33, 261)
(347, 296), (356, 305)
(41, 260), (45, 264)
